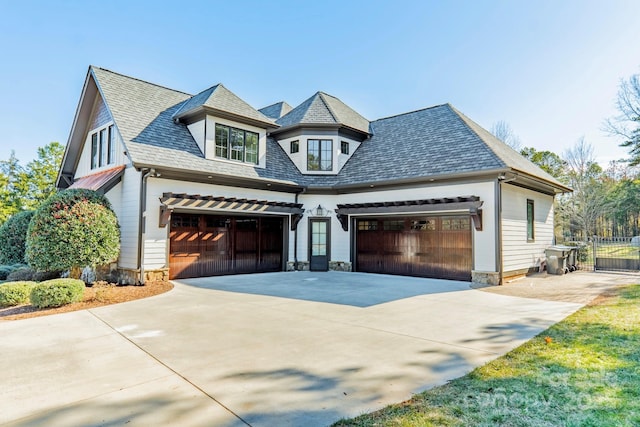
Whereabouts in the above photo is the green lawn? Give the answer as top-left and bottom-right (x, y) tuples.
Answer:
(333, 284), (640, 427)
(595, 244), (640, 259)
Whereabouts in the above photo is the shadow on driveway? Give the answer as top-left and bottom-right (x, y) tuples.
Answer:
(174, 271), (471, 307)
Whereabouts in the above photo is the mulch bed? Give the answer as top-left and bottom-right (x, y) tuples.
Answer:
(0, 281), (173, 321)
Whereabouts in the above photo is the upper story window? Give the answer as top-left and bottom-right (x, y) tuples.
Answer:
(308, 139), (332, 171)
(527, 199), (535, 241)
(90, 125), (115, 170)
(290, 140), (299, 154)
(215, 123), (258, 165)
(341, 141), (349, 155)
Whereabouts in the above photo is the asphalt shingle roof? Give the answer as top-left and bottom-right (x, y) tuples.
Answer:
(172, 84), (275, 127)
(259, 101), (293, 120)
(88, 67), (567, 191)
(276, 92), (370, 134)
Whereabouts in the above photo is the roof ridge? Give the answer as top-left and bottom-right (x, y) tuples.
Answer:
(446, 104), (507, 168)
(373, 103), (449, 122)
(316, 92), (339, 123)
(91, 66), (192, 96)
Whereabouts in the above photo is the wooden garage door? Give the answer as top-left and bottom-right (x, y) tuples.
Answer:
(356, 215), (472, 281)
(169, 213), (284, 279)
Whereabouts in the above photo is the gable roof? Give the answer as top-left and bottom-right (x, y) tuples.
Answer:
(59, 67), (569, 194)
(259, 101), (292, 120)
(172, 84), (276, 127)
(276, 91), (370, 135)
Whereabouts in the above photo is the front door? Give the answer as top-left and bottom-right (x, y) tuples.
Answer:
(309, 218), (330, 271)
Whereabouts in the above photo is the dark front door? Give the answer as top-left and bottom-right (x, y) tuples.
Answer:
(309, 218), (330, 271)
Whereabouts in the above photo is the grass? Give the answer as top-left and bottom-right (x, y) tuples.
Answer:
(595, 244), (640, 259)
(333, 284), (640, 427)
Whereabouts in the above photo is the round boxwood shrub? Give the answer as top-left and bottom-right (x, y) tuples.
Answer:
(0, 281), (37, 307)
(0, 210), (35, 264)
(26, 189), (120, 272)
(30, 278), (85, 308)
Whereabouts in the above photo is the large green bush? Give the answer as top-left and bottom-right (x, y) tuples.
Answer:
(0, 210), (35, 264)
(30, 278), (85, 308)
(0, 281), (37, 307)
(26, 189), (120, 272)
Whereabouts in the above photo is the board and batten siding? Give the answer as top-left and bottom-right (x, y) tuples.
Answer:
(501, 183), (554, 274)
(74, 96), (126, 179)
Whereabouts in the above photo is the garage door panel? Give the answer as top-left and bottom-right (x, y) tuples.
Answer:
(169, 214), (284, 279)
(355, 216), (472, 281)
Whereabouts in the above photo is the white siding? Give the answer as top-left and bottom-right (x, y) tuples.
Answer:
(139, 178), (498, 273)
(298, 181), (497, 272)
(117, 167), (141, 269)
(501, 184), (554, 273)
(143, 178), (298, 270)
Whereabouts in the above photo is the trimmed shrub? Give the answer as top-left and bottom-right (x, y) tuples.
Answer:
(0, 265), (14, 281)
(30, 279), (85, 308)
(26, 189), (120, 272)
(0, 210), (35, 264)
(0, 281), (37, 307)
(32, 270), (61, 282)
(7, 266), (35, 282)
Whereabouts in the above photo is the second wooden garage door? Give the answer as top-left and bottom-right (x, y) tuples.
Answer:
(169, 213), (284, 279)
(355, 215), (472, 281)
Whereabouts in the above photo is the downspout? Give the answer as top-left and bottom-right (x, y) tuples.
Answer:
(496, 173), (517, 285)
(137, 168), (154, 284)
(294, 188), (306, 270)
(495, 178), (503, 285)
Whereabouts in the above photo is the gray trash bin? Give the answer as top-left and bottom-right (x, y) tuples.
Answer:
(545, 245), (574, 275)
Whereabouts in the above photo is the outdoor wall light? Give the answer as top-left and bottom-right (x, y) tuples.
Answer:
(313, 204), (328, 216)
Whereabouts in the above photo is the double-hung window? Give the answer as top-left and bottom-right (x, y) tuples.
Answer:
(214, 123), (258, 165)
(307, 139), (332, 171)
(90, 124), (115, 170)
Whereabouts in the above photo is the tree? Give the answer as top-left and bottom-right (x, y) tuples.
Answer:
(605, 72), (640, 165)
(0, 210), (35, 264)
(0, 151), (27, 223)
(491, 120), (522, 151)
(26, 189), (120, 272)
(22, 142), (65, 209)
(559, 138), (612, 239)
(520, 147), (567, 181)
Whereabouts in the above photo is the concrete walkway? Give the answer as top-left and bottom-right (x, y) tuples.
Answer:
(1, 271), (633, 427)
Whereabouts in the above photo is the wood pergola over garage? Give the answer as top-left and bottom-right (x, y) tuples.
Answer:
(336, 196), (482, 281)
(160, 193), (304, 279)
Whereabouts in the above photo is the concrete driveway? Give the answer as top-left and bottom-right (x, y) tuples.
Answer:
(1, 271), (629, 426)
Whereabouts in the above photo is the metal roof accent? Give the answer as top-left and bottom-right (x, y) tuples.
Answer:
(68, 165), (125, 193)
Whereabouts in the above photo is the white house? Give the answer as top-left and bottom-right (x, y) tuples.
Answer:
(57, 66), (570, 285)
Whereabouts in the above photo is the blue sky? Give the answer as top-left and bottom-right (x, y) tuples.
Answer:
(1, 0), (639, 167)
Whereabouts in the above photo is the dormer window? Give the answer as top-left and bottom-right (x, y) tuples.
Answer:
(290, 140), (299, 154)
(308, 139), (332, 171)
(90, 125), (115, 169)
(215, 124), (259, 165)
(341, 141), (349, 155)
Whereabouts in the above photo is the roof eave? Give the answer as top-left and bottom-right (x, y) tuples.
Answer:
(174, 106), (278, 129)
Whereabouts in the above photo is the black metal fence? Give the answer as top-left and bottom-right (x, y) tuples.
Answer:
(557, 236), (640, 272)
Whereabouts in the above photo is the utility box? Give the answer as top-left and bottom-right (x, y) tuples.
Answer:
(545, 245), (575, 275)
